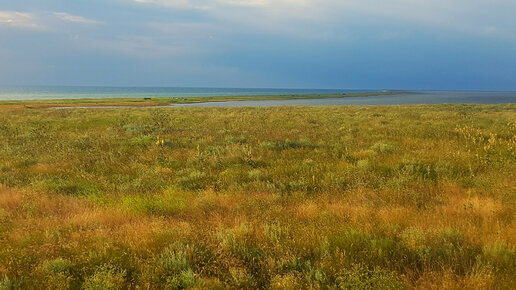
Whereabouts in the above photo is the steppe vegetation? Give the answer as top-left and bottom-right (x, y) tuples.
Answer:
(0, 104), (515, 289)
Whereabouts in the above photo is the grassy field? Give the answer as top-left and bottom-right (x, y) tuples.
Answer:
(0, 104), (515, 289)
(0, 91), (406, 109)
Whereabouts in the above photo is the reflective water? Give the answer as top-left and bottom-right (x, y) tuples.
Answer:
(0, 86), (361, 100)
(171, 91), (516, 107)
(4, 86), (513, 107)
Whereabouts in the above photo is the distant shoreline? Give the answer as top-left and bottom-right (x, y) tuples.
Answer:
(0, 91), (409, 109)
(1, 90), (514, 109)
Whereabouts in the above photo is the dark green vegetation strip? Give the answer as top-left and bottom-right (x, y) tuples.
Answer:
(0, 104), (515, 288)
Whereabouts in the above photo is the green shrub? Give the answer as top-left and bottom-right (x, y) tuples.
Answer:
(248, 169), (264, 181)
(45, 177), (103, 197)
(259, 139), (313, 150)
(482, 242), (516, 270)
(215, 224), (250, 254)
(303, 264), (326, 288)
(160, 246), (189, 273)
(336, 263), (405, 289)
(225, 135), (247, 145)
(83, 264), (126, 290)
(357, 159), (370, 171)
(151, 109), (172, 132)
(219, 169), (246, 186)
(328, 230), (414, 268)
(398, 162), (438, 182)
(441, 228), (464, 247)
(230, 268), (254, 288)
(158, 244), (198, 288)
(41, 258), (74, 274)
(122, 135), (154, 149)
(121, 191), (186, 216)
(0, 277), (13, 290)
(263, 222), (286, 246)
(370, 142), (395, 154)
(179, 170), (208, 191)
(166, 269), (196, 289)
(0, 209), (10, 234)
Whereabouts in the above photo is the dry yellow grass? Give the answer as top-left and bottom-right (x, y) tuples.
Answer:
(0, 104), (514, 288)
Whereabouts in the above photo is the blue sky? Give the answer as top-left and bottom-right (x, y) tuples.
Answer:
(1, 0), (516, 90)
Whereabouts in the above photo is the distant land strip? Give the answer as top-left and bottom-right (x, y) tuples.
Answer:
(0, 91), (410, 109)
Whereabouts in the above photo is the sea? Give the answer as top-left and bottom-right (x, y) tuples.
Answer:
(0, 86), (354, 100)
(0, 86), (515, 106)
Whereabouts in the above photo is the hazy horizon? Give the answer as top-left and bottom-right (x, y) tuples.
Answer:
(2, 85), (516, 93)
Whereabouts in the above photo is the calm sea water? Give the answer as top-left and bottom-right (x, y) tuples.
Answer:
(0, 86), (515, 106)
(0, 86), (358, 100)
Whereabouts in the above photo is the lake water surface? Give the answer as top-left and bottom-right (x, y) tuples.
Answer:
(172, 91), (516, 107)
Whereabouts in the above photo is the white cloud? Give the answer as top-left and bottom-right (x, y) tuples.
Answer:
(129, 0), (516, 41)
(217, 0), (271, 7)
(53, 12), (104, 25)
(0, 11), (43, 30)
(323, 0), (516, 40)
(0, 10), (104, 31)
(132, 0), (213, 10)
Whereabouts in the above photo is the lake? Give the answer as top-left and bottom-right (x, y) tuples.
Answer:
(171, 91), (516, 107)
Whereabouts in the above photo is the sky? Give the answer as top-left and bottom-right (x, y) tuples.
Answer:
(1, 0), (516, 90)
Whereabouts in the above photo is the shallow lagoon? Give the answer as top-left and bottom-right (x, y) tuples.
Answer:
(172, 91), (516, 107)
(44, 90), (516, 109)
